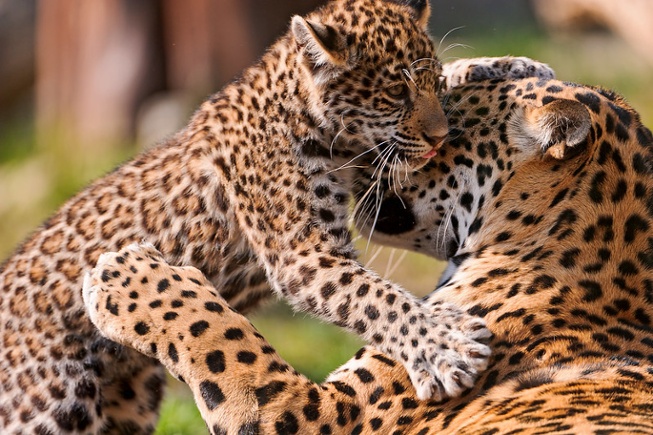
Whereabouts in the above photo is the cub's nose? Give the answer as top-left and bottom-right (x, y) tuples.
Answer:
(416, 95), (449, 144)
(422, 132), (447, 147)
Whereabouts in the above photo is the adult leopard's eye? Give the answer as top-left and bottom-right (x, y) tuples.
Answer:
(386, 83), (409, 99)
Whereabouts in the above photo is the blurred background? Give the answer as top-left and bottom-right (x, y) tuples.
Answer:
(1, 0), (652, 433)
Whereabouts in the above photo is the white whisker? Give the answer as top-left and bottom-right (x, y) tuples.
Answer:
(436, 26), (466, 55)
(402, 69), (418, 90)
(385, 249), (408, 278)
(330, 113), (354, 158)
(366, 144), (396, 249)
(327, 140), (388, 174)
(364, 244), (384, 268)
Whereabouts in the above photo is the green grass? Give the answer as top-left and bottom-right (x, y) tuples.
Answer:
(156, 388), (207, 435)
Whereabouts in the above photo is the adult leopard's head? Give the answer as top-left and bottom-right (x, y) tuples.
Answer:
(355, 77), (653, 275)
(292, 0), (447, 171)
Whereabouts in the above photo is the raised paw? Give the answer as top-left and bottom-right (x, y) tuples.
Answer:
(82, 243), (218, 358)
(397, 303), (492, 401)
(442, 56), (555, 89)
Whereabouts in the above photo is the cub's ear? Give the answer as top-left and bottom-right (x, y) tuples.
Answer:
(292, 16), (351, 85)
(386, 0), (431, 29)
(509, 99), (591, 160)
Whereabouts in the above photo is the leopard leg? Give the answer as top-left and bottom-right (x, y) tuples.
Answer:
(95, 348), (165, 435)
(83, 244), (378, 434)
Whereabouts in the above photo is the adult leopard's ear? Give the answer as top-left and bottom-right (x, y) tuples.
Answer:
(509, 99), (592, 161)
(386, 0), (431, 29)
(292, 16), (351, 85)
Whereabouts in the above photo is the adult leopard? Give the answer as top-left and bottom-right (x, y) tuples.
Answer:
(86, 76), (653, 434)
(0, 0), (556, 432)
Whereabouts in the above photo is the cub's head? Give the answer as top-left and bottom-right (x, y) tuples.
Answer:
(354, 77), (653, 262)
(292, 0), (447, 170)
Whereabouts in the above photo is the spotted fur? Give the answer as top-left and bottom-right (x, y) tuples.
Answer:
(0, 0), (563, 432)
(86, 76), (653, 434)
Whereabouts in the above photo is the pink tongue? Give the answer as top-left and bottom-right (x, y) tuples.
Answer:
(422, 148), (438, 159)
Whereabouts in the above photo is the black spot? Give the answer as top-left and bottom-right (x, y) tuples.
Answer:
(633, 153), (650, 174)
(314, 185), (330, 198)
(460, 192), (474, 213)
(356, 284), (369, 297)
(134, 322), (150, 335)
(496, 232), (512, 242)
(549, 188), (569, 208)
(168, 343), (179, 363)
(548, 209), (577, 237)
(515, 372), (553, 392)
(303, 402), (320, 422)
(206, 350), (226, 373)
(607, 327), (635, 341)
(336, 273), (353, 286)
(507, 210), (522, 220)
(370, 418), (383, 430)
(74, 379), (97, 400)
(575, 91), (601, 114)
(205, 301), (224, 313)
(611, 179), (628, 203)
(365, 305), (380, 320)
(320, 282), (337, 300)
(618, 260), (638, 276)
(52, 403), (92, 431)
(119, 380), (136, 400)
(105, 295), (119, 316)
(190, 320), (209, 337)
(588, 171), (606, 204)
(371, 353), (396, 366)
(319, 208), (335, 223)
(559, 248), (581, 269)
(508, 352), (524, 365)
(468, 217), (483, 235)
(275, 411), (299, 435)
(224, 328), (244, 340)
(163, 312), (178, 321)
(237, 351), (257, 364)
(402, 397), (418, 409)
(200, 380), (225, 410)
(579, 280), (603, 302)
(615, 123), (630, 142)
(332, 381), (357, 397)
(624, 214), (649, 243)
(491, 179), (503, 197)
(157, 278), (170, 293)
(354, 368), (374, 383)
(256, 381), (287, 406)
(636, 126), (653, 147)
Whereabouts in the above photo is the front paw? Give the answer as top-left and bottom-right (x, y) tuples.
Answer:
(442, 56), (555, 88)
(389, 303), (492, 401)
(82, 243), (170, 356)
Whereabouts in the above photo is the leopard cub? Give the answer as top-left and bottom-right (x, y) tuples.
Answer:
(0, 0), (508, 432)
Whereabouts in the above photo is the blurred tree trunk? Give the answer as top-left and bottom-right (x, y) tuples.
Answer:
(162, 0), (255, 91)
(34, 0), (324, 160)
(533, 0), (653, 65)
(36, 0), (160, 157)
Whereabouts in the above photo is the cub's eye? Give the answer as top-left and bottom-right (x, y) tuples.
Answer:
(386, 83), (409, 99)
